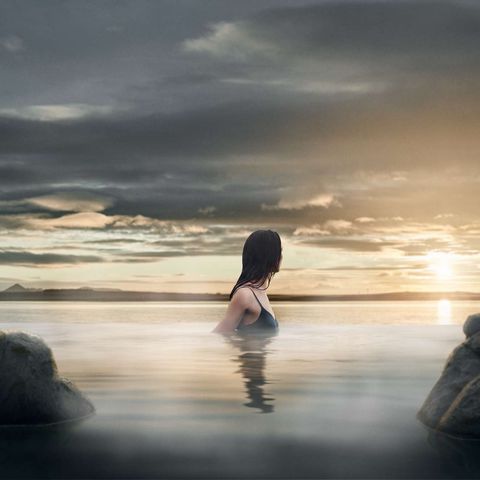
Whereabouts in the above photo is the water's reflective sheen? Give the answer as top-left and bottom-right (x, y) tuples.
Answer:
(0, 300), (480, 478)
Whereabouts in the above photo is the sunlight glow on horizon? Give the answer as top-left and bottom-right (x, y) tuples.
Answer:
(428, 251), (454, 281)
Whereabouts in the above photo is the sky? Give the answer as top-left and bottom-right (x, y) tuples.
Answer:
(1, 0), (480, 294)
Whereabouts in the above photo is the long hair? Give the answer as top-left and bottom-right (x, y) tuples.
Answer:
(229, 230), (282, 300)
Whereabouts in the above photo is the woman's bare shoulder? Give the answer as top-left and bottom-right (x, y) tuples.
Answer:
(231, 286), (254, 304)
(232, 285), (252, 296)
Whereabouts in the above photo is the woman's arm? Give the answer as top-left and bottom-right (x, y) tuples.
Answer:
(212, 289), (249, 333)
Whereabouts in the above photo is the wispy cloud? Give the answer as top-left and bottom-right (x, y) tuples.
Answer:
(27, 192), (114, 212)
(0, 104), (114, 121)
(0, 35), (24, 52)
(262, 194), (339, 211)
(0, 250), (103, 267)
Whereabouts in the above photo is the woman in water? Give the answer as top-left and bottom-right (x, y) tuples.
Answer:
(212, 230), (282, 333)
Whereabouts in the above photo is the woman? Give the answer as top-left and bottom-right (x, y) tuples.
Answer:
(212, 230), (282, 333)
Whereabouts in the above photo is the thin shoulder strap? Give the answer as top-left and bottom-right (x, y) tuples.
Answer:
(247, 287), (264, 309)
(237, 285), (264, 309)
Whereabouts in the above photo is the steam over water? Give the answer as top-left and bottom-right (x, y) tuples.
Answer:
(1, 301), (480, 478)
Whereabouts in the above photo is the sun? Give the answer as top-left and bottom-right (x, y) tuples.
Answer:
(427, 251), (454, 281)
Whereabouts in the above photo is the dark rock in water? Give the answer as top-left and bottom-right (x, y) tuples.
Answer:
(418, 314), (480, 437)
(0, 331), (94, 425)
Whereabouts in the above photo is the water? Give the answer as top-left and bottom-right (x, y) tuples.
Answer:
(1, 300), (480, 478)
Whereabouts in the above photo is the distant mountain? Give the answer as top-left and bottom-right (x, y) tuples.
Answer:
(1, 284), (480, 302)
(4, 283), (27, 293)
(3, 283), (42, 293)
(3, 284), (121, 294)
(77, 286), (123, 292)
(0, 286), (226, 302)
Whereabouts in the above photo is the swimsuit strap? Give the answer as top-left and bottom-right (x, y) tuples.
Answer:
(249, 288), (277, 322)
(247, 288), (264, 310)
(238, 285), (265, 309)
(238, 285), (276, 319)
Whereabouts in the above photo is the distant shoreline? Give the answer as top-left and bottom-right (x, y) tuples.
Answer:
(1, 288), (480, 302)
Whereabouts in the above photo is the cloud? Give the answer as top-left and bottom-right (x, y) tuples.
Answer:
(183, 21), (277, 61)
(0, 35), (24, 52)
(262, 193), (339, 211)
(191, 2), (480, 65)
(0, 250), (103, 267)
(298, 238), (395, 253)
(37, 212), (115, 229)
(197, 206), (216, 215)
(294, 219), (353, 236)
(0, 212), (210, 232)
(355, 217), (376, 224)
(183, 1), (480, 97)
(27, 192), (114, 212)
(0, 104), (114, 121)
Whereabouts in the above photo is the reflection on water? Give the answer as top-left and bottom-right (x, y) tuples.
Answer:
(437, 300), (453, 325)
(225, 331), (278, 413)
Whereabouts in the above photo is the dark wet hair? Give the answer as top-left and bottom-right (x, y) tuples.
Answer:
(229, 230), (282, 300)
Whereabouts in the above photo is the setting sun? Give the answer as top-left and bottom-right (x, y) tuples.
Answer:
(428, 252), (454, 281)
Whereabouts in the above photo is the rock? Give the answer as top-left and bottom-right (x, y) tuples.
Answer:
(0, 331), (94, 425)
(417, 314), (480, 437)
(463, 313), (480, 338)
(438, 376), (480, 435)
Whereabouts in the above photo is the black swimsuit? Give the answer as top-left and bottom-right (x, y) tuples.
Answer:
(236, 287), (279, 331)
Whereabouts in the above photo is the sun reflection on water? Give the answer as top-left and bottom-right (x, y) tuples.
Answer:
(437, 299), (452, 325)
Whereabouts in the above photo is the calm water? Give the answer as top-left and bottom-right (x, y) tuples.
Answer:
(1, 300), (480, 479)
